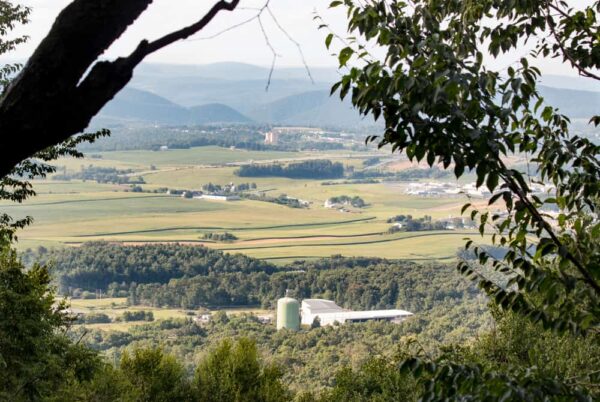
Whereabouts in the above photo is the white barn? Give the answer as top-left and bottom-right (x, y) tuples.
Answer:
(300, 299), (413, 327)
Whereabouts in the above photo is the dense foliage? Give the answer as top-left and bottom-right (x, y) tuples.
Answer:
(79, 125), (348, 153)
(316, 309), (600, 401)
(129, 258), (481, 312)
(52, 165), (145, 185)
(242, 193), (309, 209)
(0, 247), (100, 401)
(350, 166), (451, 181)
(236, 160), (344, 179)
(0, 1), (29, 94)
(326, 195), (366, 208)
(203, 232), (238, 242)
(387, 215), (447, 233)
(327, 0), (600, 398)
(29, 242), (278, 292)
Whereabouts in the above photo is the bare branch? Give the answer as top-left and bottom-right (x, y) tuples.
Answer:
(257, 15), (279, 91)
(126, 0), (242, 65)
(266, 7), (314, 84)
(187, 0), (314, 89)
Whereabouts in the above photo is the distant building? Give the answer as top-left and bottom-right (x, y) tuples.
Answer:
(159, 145), (169, 151)
(264, 131), (279, 145)
(195, 194), (241, 201)
(257, 314), (273, 324)
(300, 299), (412, 327)
(193, 314), (212, 324)
(272, 126), (324, 134)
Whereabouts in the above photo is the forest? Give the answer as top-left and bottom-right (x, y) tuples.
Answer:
(350, 167), (451, 181)
(28, 243), (278, 292)
(77, 125), (348, 153)
(29, 243), (476, 313)
(52, 165), (145, 184)
(235, 160), (345, 179)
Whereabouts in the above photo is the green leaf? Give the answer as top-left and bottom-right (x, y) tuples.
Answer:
(325, 33), (334, 50)
(338, 47), (354, 67)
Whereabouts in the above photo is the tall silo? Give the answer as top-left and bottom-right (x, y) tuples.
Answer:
(276, 296), (300, 331)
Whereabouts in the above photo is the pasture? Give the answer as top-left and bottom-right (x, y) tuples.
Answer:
(69, 297), (271, 332)
(6, 145), (489, 261)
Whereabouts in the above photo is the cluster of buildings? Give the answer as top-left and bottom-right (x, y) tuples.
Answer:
(189, 296), (413, 331)
(166, 182), (248, 201)
(276, 297), (413, 331)
(405, 182), (491, 197)
(263, 127), (351, 146)
(405, 181), (556, 198)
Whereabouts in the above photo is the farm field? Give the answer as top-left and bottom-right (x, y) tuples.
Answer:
(6, 145), (491, 260)
(69, 298), (271, 332)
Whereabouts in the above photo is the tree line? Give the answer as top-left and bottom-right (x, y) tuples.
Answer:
(27, 242), (278, 293)
(32, 243), (478, 313)
(52, 165), (145, 185)
(235, 160), (344, 179)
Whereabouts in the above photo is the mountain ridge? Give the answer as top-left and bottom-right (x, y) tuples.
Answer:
(94, 63), (600, 128)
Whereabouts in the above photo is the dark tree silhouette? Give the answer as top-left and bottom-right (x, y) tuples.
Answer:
(0, 0), (240, 177)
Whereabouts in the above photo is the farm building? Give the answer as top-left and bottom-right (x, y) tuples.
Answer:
(194, 194), (241, 201)
(264, 131), (279, 145)
(300, 299), (413, 327)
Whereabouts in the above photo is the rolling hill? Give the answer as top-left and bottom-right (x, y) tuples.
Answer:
(94, 63), (600, 128)
(94, 88), (252, 126)
(247, 90), (373, 127)
(188, 103), (252, 125)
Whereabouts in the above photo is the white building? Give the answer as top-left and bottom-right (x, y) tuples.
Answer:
(195, 194), (241, 201)
(264, 131), (279, 145)
(300, 299), (413, 327)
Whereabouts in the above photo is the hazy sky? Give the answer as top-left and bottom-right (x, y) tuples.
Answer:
(11, 0), (348, 67)
(7, 0), (585, 76)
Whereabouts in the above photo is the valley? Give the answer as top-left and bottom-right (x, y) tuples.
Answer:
(8, 141), (487, 263)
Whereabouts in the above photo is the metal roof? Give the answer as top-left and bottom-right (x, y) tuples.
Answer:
(317, 309), (413, 321)
(301, 299), (413, 322)
(301, 299), (345, 313)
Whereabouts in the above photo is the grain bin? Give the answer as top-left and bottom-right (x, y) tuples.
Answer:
(276, 296), (300, 331)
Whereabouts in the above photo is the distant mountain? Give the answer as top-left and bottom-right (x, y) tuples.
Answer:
(131, 76), (330, 112)
(93, 64), (600, 129)
(540, 74), (600, 92)
(99, 87), (189, 125)
(248, 90), (374, 127)
(130, 62), (332, 110)
(134, 62), (340, 83)
(95, 88), (252, 126)
(538, 85), (600, 119)
(188, 103), (252, 125)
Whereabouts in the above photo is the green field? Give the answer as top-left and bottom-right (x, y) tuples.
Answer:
(69, 298), (270, 332)
(6, 145), (491, 260)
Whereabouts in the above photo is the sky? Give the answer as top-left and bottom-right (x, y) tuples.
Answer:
(10, 0), (348, 68)
(6, 0), (587, 76)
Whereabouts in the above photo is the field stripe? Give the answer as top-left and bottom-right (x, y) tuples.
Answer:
(0, 194), (170, 208)
(216, 231), (479, 251)
(258, 255), (457, 261)
(240, 232), (383, 242)
(72, 217), (377, 237)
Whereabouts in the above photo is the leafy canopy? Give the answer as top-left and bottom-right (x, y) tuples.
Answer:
(325, 0), (600, 399)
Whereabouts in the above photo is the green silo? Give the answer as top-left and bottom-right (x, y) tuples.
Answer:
(276, 297), (300, 331)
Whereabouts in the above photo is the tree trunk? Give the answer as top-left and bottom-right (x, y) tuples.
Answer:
(0, 0), (239, 178)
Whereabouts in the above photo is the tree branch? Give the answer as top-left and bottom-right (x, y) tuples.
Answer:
(545, 1), (600, 81)
(496, 159), (600, 296)
(0, 0), (241, 178)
